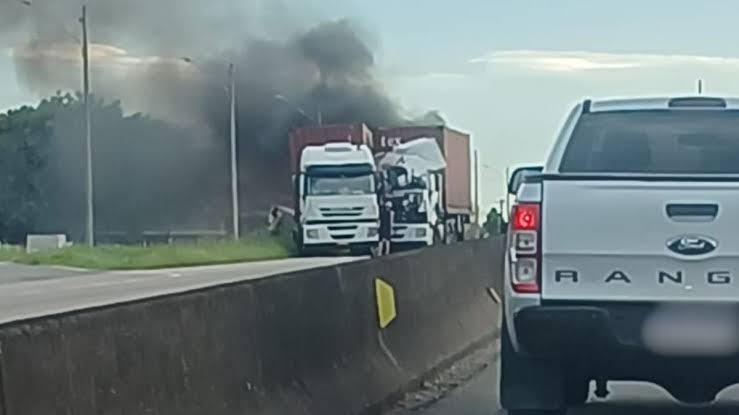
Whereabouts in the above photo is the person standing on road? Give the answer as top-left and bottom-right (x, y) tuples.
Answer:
(378, 201), (393, 256)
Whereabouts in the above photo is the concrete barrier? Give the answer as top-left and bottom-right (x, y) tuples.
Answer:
(0, 237), (504, 415)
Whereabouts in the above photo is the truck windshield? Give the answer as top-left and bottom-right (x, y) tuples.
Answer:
(387, 167), (428, 189)
(391, 193), (428, 224)
(560, 110), (739, 174)
(306, 174), (375, 196)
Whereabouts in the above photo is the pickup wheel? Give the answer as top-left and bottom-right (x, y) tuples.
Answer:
(500, 321), (567, 414)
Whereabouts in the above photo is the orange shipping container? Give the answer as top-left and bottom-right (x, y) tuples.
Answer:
(288, 124), (373, 174)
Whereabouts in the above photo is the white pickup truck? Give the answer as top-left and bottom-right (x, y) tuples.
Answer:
(501, 96), (739, 414)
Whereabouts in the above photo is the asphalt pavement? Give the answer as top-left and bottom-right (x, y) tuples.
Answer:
(0, 262), (90, 284)
(0, 257), (360, 324)
(398, 359), (739, 415)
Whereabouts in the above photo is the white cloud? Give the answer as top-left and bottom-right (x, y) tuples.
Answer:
(8, 42), (190, 73)
(411, 72), (469, 80)
(470, 50), (739, 72)
(384, 71), (470, 86)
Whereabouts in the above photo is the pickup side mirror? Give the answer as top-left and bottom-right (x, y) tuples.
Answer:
(508, 166), (544, 195)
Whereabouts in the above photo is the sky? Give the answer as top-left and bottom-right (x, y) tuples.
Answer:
(5, 0), (739, 212)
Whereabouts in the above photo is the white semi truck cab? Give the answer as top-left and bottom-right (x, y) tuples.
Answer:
(380, 162), (443, 248)
(295, 143), (380, 254)
(378, 138), (447, 249)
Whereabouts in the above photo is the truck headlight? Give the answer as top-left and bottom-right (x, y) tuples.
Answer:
(367, 227), (379, 238)
(415, 228), (427, 238)
(306, 229), (320, 239)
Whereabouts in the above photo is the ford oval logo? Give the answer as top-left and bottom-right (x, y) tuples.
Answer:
(667, 236), (718, 256)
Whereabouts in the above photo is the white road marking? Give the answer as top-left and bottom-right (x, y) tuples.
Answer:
(487, 287), (501, 304)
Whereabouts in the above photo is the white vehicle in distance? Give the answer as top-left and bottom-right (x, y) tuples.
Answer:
(501, 96), (739, 414)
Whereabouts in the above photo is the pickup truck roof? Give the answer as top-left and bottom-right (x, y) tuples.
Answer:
(587, 96), (739, 112)
(545, 96), (739, 173)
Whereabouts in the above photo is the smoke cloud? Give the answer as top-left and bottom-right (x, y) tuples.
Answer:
(3, 0), (444, 235)
(7, 0), (409, 144)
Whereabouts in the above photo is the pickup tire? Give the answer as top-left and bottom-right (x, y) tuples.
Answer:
(565, 379), (589, 406)
(500, 321), (567, 415)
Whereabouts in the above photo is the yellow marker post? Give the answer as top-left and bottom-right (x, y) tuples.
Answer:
(375, 278), (397, 329)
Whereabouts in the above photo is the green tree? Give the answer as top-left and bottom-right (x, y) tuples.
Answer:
(0, 104), (53, 243)
(0, 93), (227, 244)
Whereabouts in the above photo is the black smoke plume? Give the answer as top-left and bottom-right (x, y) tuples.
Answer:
(2, 0), (444, 237)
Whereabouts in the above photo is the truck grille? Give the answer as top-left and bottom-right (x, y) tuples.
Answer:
(392, 226), (408, 238)
(328, 225), (358, 231)
(320, 207), (364, 217)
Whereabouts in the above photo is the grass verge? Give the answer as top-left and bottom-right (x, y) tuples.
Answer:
(0, 245), (24, 262)
(3, 234), (294, 270)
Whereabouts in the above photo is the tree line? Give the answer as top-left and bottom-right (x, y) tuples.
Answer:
(0, 94), (227, 244)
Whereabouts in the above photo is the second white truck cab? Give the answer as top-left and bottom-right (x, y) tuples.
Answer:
(296, 143), (380, 254)
(377, 138), (447, 249)
(501, 96), (739, 414)
(382, 165), (442, 247)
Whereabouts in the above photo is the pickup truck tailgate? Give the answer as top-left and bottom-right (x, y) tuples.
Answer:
(542, 179), (739, 302)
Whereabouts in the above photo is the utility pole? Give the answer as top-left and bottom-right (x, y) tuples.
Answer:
(697, 79), (704, 95)
(80, 5), (94, 246)
(474, 150), (480, 224)
(228, 63), (240, 240)
(179, 57), (241, 238)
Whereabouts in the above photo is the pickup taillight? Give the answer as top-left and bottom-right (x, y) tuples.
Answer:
(510, 203), (541, 293)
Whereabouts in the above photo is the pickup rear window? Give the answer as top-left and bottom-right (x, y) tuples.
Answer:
(560, 110), (739, 174)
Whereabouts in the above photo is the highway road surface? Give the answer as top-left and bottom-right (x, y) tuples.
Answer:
(397, 360), (739, 415)
(0, 257), (360, 324)
(0, 262), (90, 284)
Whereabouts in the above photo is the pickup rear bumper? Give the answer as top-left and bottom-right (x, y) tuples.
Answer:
(515, 305), (613, 356)
(514, 302), (739, 359)
(512, 303), (739, 402)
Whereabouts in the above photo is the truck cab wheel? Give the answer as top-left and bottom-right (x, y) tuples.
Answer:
(432, 225), (443, 245)
(443, 221), (456, 244)
(349, 246), (372, 256)
(293, 231), (308, 257)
